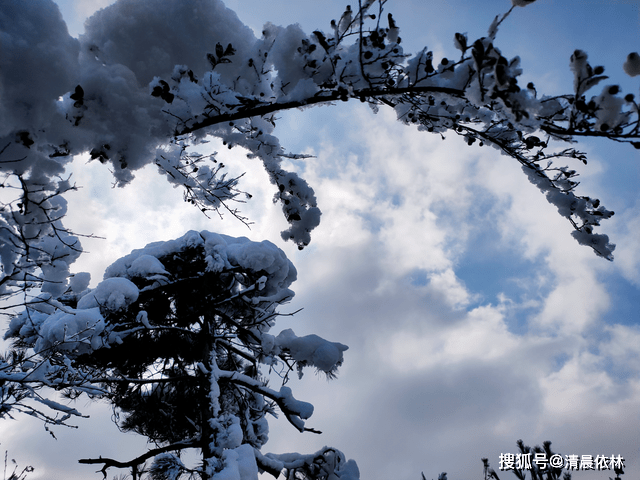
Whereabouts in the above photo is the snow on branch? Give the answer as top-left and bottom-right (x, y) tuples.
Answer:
(147, 2), (635, 258)
(2, 0), (637, 259)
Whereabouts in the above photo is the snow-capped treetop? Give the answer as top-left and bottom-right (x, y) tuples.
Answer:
(104, 230), (297, 301)
(6, 230), (298, 356)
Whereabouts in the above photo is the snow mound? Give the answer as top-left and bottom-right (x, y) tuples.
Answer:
(276, 329), (348, 374)
(77, 277), (139, 311)
(105, 230), (297, 302)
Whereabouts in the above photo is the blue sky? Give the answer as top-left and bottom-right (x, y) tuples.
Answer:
(2, 1), (640, 480)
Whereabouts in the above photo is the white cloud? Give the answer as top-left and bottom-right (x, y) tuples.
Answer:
(610, 197), (640, 286)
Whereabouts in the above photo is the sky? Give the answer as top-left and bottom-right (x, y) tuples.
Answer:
(1, 1), (640, 480)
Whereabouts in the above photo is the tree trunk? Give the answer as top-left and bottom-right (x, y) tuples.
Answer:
(201, 320), (220, 480)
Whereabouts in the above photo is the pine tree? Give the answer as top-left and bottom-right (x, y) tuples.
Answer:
(7, 230), (355, 479)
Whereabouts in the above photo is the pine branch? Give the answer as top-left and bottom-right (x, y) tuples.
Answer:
(176, 85), (466, 135)
(78, 438), (199, 479)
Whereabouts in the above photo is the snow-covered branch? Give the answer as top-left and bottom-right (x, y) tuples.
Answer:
(3, 0), (637, 260)
(125, 2), (636, 257)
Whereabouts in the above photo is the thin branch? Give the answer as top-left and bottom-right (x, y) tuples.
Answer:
(177, 85), (465, 135)
(78, 438), (199, 479)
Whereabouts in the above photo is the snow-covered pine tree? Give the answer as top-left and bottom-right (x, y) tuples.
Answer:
(5, 230), (357, 480)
